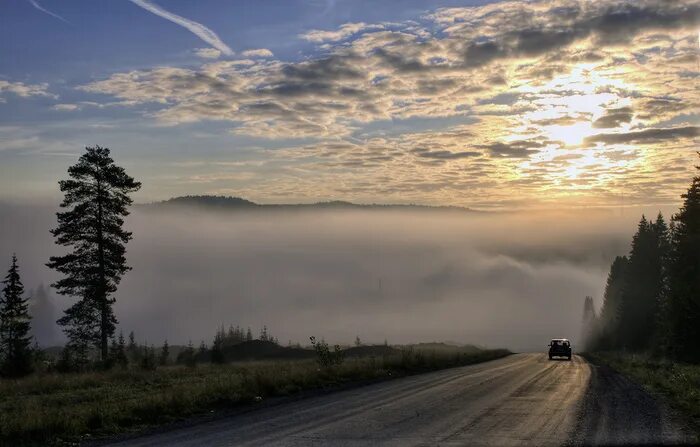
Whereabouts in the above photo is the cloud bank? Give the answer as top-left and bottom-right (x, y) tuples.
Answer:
(1, 202), (662, 351)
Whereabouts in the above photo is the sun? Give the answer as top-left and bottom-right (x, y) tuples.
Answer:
(543, 122), (594, 146)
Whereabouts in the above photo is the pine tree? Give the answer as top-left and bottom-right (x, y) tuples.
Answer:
(0, 255), (34, 377)
(246, 327), (253, 342)
(667, 153), (700, 362)
(159, 340), (170, 366)
(47, 146), (141, 362)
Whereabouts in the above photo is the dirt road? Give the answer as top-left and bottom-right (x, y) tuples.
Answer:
(105, 354), (693, 446)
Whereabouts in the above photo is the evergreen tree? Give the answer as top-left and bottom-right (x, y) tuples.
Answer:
(140, 344), (157, 370)
(179, 340), (196, 367)
(246, 327), (253, 342)
(581, 296), (597, 350)
(667, 153), (700, 362)
(618, 215), (667, 350)
(127, 330), (140, 362)
(117, 331), (129, 368)
(47, 146), (141, 362)
(211, 331), (225, 364)
(159, 340), (170, 366)
(0, 255), (34, 377)
(597, 256), (629, 348)
(106, 336), (119, 369)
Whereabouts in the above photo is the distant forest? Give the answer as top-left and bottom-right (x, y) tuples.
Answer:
(584, 153), (700, 363)
(145, 195), (476, 212)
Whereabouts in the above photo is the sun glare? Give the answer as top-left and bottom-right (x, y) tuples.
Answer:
(544, 122), (594, 146)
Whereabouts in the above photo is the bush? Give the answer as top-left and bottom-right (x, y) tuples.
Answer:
(310, 336), (345, 368)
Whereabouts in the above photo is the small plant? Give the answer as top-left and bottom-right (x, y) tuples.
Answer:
(310, 336), (344, 368)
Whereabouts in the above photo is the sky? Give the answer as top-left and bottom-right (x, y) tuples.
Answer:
(0, 0), (698, 209)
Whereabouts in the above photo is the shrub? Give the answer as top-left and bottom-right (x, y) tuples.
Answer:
(310, 336), (344, 368)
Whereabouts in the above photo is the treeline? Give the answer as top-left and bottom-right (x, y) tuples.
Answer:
(57, 324), (282, 372)
(588, 153), (699, 363)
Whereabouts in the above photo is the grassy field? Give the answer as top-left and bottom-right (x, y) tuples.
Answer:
(0, 347), (510, 445)
(586, 352), (700, 433)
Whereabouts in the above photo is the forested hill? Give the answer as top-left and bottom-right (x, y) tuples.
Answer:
(142, 195), (476, 213)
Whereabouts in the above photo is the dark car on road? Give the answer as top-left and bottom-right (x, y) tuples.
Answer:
(548, 338), (571, 360)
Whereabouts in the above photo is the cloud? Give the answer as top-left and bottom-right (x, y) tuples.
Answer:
(73, 0), (700, 207)
(52, 103), (80, 111)
(300, 22), (384, 43)
(194, 48), (222, 59)
(241, 49), (274, 58)
(129, 0), (233, 56)
(27, 0), (69, 24)
(0, 80), (55, 100)
(479, 139), (552, 158)
(415, 150), (481, 160)
(593, 107), (633, 128)
(584, 126), (699, 145)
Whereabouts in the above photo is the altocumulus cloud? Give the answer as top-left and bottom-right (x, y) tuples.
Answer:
(71, 0), (699, 207)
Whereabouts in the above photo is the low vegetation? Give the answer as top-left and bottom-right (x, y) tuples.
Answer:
(0, 345), (509, 445)
(586, 352), (700, 433)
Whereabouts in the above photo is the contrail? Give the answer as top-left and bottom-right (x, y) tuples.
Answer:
(28, 0), (69, 23)
(129, 0), (233, 56)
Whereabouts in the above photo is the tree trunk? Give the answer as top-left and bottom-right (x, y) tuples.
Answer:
(97, 181), (108, 362)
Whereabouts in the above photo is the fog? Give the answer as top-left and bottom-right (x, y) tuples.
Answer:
(0, 202), (676, 352)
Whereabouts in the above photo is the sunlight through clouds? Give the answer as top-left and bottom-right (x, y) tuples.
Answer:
(5, 0), (699, 208)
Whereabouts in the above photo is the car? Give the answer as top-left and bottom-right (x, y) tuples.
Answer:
(548, 338), (572, 360)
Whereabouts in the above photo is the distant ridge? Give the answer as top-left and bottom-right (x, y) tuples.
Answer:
(143, 195), (476, 212)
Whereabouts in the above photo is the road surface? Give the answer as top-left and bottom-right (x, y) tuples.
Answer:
(105, 354), (693, 446)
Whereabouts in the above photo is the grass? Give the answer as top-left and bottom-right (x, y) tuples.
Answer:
(585, 351), (700, 433)
(0, 347), (510, 445)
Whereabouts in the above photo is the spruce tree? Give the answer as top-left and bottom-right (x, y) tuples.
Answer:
(159, 340), (169, 366)
(0, 255), (34, 377)
(618, 215), (668, 350)
(597, 255), (629, 349)
(211, 332), (224, 364)
(667, 153), (700, 362)
(116, 331), (128, 368)
(581, 296), (597, 350)
(47, 146), (141, 362)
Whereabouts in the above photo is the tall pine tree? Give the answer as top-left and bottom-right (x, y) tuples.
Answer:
(667, 153), (700, 362)
(0, 255), (34, 377)
(47, 146), (141, 362)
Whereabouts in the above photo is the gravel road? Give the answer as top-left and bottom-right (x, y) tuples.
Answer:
(104, 353), (694, 446)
